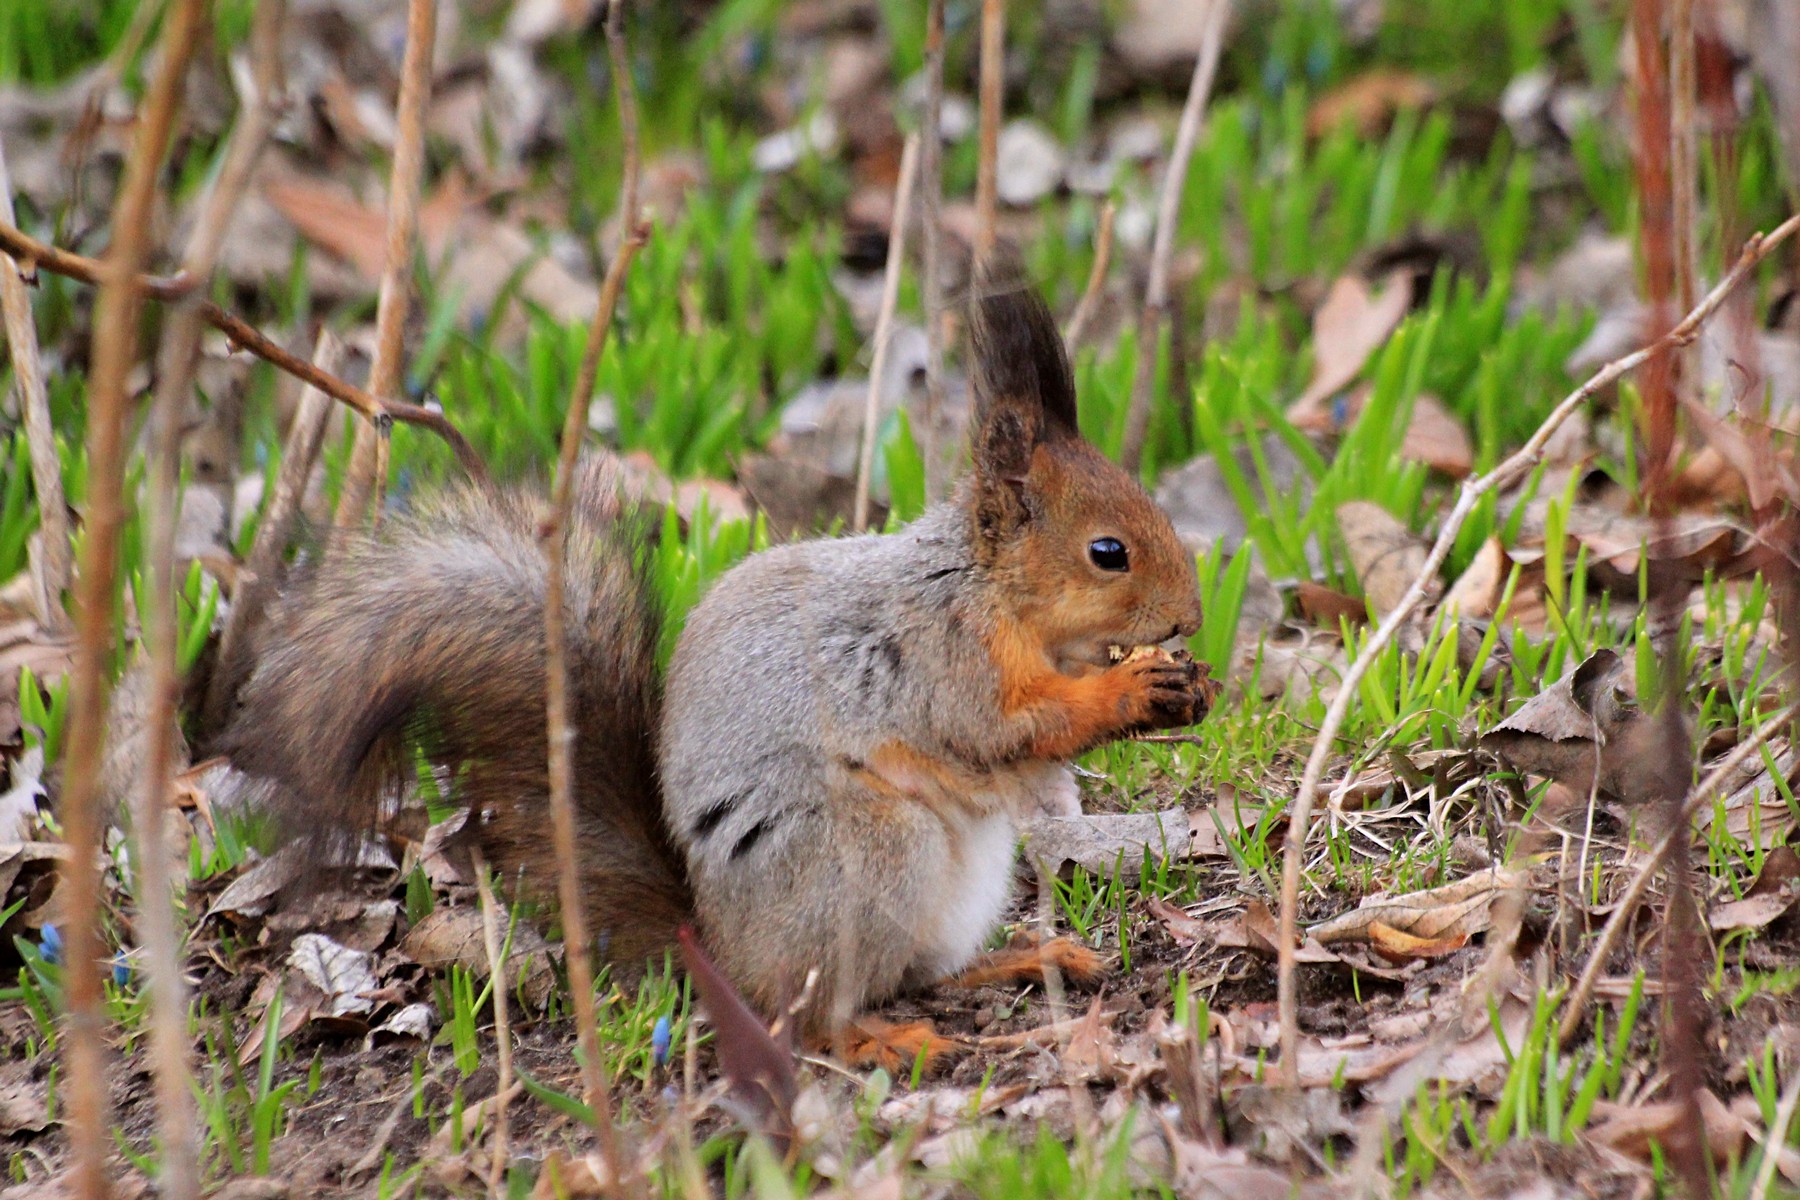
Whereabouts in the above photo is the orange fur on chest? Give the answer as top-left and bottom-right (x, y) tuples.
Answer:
(983, 615), (1138, 760)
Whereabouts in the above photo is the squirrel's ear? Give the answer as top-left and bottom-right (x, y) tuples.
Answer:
(968, 249), (1080, 489)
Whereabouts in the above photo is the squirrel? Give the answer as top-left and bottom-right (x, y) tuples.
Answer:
(222, 258), (1214, 1064)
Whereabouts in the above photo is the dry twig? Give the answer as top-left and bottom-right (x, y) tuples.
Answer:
(973, 0), (1003, 262)
(919, 0), (947, 502)
(472, 853), (515, 1197)
(133, 6), (288, 1196)
(337, 0), (438, 528)
(540, 3), (647, 1192)
(58, 2), (209, 1195)
(1119, 0), (1229, 473)
(1558, 701), (1798, 1044)
(854, 133), (921, 534)
(1063, 200), (1117, 349)
(0, 138), (71, 630)
(0, 219), (483, 475)
(1274, 212), (1800, 1089)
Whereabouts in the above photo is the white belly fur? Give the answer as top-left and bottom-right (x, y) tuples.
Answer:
(914, 811), (1018, 981)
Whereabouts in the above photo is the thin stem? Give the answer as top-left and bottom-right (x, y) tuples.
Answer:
(1273, 213), (1800, 1088)
(854, 133), (921, 534)
(973, 0), (1004, 263)
(59, 2), (210, 1197)
(919, 0), (947, 502)
(337, 0), (437, 529)
(0, 136), (71, 631)
(1119, 0), (1229, 474)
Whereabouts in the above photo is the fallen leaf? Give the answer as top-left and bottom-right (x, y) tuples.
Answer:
(1403, 393), (1474, 477)
(1338, 500), (1434, 619)
(1309, 868), (1523, 947)
(1480, 649), (1670, 803)
(1364, 920), (1469, 962)
(1307, 69), (1436, 137)
(1146, 895), (1210, 945)
(400, 906), (557, 1010)
(289, 933), (379, 1019)
(1288, 271), (1413, 427)
(1443, 536), (1508, 619)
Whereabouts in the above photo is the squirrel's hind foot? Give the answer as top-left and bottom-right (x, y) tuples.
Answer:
(827, 1018), (961, 1075)
(946, 937), (1108, 990)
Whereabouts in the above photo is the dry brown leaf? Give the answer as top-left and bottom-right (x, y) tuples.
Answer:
(1443, 536), (1509, 619)
(1585, 1089), (1750, 1164)
(1403, 393), (1474, 477)
(1289, 271), (1413, 427)
(1309, 868), (1521, 947)
(1364, 920), (1468, 962)
(531, 1152), (614, 1199)
(1146, 895), (1210, 945)
(1480, 649), (1669, 803)
(401, 906), (558, 1009)
(1306, 68), (1436, 136)
(1338, 500), (1434, 619)
(1295, 580), (1365, 628)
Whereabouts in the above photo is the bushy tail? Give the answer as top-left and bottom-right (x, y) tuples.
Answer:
(222, 459), (691, 966)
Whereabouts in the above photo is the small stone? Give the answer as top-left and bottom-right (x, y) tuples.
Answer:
(996, 120), (1065, 207)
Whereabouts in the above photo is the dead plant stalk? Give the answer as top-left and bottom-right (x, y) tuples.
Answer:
(0, 218), (483, 475)
(1274, 212), (1800, 1089)
(973, 0), (1003, 262)
(0, 137), (71, 630)
(540, 5), (647, 1192)
(1119, 0), (1230, 473)
(336, 0), (437, 529)
(1558, 700), (1798, 1045)
(134, 5), (288, 1196)
(1063, 200), (1116, 348)
(854, 133), (921, 534)
(919, 0), (947, 501)
(59, 0), (209, 1195)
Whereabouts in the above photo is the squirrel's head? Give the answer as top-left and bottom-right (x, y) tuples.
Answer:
(965, 255), (1204, 671)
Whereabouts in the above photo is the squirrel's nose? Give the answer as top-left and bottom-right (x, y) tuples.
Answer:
(1172, 596), (1204, 640)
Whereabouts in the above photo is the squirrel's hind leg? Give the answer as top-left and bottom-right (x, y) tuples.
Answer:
(818, 1017), (962, 1075)
(943, 934), (1108, 990)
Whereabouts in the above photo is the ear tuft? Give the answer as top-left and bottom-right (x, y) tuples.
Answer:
(969, 248), (1080, 441)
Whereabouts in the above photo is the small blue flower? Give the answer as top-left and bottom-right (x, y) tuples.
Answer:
(651, 1014), (671, 1067)
(111, 952), (131, 988)
(38, 924), (61, 965)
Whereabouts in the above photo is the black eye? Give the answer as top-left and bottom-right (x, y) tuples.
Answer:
(1088, 537), (1128, 572)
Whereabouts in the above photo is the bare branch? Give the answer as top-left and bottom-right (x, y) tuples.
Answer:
(0, 137), (71, 631)
(59, 2), (210, 1196)
(133, 6), (289, 1196)
(472, 852), (516, 1197)
(539, 4), (648, 1193)
(973, 0), (1004, 263)
(0, 218), (484, 476)
(1063, 199), (1117, 349)
(337, 0), (438, 529)
(1273, 212), (1800, 1089)
(1119, 0), (1229, 474)
(919, 0), (947, 503)
(854, 134), (921, 534)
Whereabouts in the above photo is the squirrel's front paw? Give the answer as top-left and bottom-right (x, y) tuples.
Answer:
(1115, 646), (1217, 730)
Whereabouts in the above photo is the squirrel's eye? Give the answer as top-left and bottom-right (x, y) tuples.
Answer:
(1088, 537), (1129, 572)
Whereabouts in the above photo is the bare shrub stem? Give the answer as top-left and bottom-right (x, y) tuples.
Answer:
(59, 1), (209, 1195)
(854, 133), (921, 534)
(1119, 0), (1229, 474)
(1274, 212), (1800, 1088)
(337, 0), (437, 529)
(540, 4), (647, 1193)
(0, 137), (71, 631)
